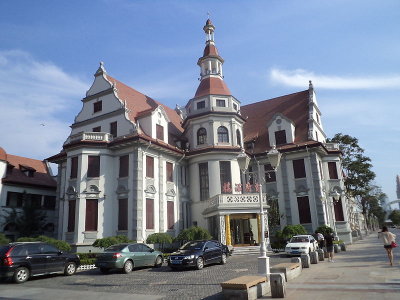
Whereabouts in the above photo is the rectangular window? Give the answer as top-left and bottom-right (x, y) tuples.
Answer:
(85, 199), (98, 231)
(30, 194), (42, 208)
(146, 156), (154, 178)
(43, 196), (56, 210)
(92, 126), (101, 132)
(219, 161), (232, 194)
(264, 164), (276, 182)
(110, 121), (117, 138)
(216, 99), (226, 107)
(67, 200), (76, 232)
(118, 198), (128, 230)
(199, 163), (209, 201)
(70, 156), (78, 179)
(6, 192), (23, 208)
(293, 159), (306, 179)
(119, 155), (129, 178)
(275, 130), (287, 145)
(297, 196), (312, 224)
(93, 101), (102, 113)
(167, 201), (174, 230)
(328, 162), (339, 179)
(166, 162), (173, 182)
(156, 124), (164, 141)
(334, 198), (345, 221)
(146, 198), (154, 229)
(196, 101), (205, 109)
(87, 156), (100, 178)
(233, 103), (238, 110)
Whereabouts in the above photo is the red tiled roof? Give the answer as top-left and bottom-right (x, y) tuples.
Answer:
(203, 44), (219, 57)
(241, 90), (310, 154)
(194, 77), (231, 98)
(2, 153), (57, 188)
(0, 147), (6, 161)
(105, 75), (184, 138)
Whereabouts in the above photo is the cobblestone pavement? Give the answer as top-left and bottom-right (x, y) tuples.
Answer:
(0, 252), (287, 300)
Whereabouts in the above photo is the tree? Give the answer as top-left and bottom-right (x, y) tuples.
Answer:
(146, 233), (173, 251)
(174, 226), (211, 243)
(4, 204), (47, 237)
(0, 233), (10, 245)
(17, 236), (71, 252)
(388, 210), (400, 225)
(315, 225), (333, 236)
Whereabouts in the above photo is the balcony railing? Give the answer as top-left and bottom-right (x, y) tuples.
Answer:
(65, 132), (113, 145)
(206, 193), (267, 209)
(324, 143), (340, 151)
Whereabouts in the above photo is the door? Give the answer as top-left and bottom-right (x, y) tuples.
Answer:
(25, 244), (47, 275)
(41, 244), (65, 272)
(141, 244), (156, 265)
(204, 241), (220, 264)
(128, 244), (146, 267)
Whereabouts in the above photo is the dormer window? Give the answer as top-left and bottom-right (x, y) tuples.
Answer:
(93, 101), (102, 113)
(216, 99), (226, 107)
(275, 130), (287, 145)
(197, 128), (207, 145)
(156, 124), (164, 141)
(19, 165), (35, 177)
(217, 126), (229, 143)
(197, 101), (205, 110)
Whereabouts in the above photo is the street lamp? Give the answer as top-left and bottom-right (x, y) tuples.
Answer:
(237, 146), (281, 276)
(330, 190), (341, 239)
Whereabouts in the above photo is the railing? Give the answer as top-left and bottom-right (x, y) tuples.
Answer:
(324, 143), (340, 151)
(65, 132), (113, 144)
(207, 193), (267, 208)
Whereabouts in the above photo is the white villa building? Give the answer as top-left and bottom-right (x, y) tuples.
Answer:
(48, 19), (353, 251)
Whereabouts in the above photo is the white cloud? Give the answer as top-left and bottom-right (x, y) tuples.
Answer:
(270, 68), (400, 89)
(0, 50), (89, 160)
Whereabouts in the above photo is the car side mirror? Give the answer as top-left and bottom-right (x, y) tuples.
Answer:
(204, 247), (208, 251)
(150, 249), (154, 252)
(58, 251), (63, 255)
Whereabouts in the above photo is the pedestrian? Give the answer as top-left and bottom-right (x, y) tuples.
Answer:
(324, 232), (334, 262)
(316, 232), (325, 249)
(378, 226), (396, 266)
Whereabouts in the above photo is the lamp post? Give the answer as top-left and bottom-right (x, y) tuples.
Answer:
(237, 146), (281, 276)
(330, 190), (340, 240)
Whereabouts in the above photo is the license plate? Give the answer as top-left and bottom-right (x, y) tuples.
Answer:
(291, 251), (300, 254)
(171, 260), (182, 264)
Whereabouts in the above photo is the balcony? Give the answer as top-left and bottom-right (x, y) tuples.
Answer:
(64, 132), (114, 145)
(203, 193), (268, 215)
(324, 143), (340, 151)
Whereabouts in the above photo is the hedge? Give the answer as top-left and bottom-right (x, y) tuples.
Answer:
(17, 236), (71, 251)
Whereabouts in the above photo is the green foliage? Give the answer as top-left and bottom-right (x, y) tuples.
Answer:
(4, 204), (47, 237)
(92, 235), (132, 249)
(146, 233), (172, 251)
(174, 226), (212, 243)
(16, 236), (71, 251)
(281, 225), (307, 239)
(315, 225), (333, 236)
(267, 197), (283, 230)
(77, 252), (97, 260)
(388, 210), (400, 225)
(80, 258), (96, 265)
(0, 233), (10, 245)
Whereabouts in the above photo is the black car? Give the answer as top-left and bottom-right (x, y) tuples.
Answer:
(168, 240), (228, 270)
(0, 242), (80, 283)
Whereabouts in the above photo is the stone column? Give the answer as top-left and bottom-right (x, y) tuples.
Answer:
(225, 215), (231, 245)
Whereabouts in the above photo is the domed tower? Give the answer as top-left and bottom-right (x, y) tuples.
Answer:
(183, 19), (246, 240)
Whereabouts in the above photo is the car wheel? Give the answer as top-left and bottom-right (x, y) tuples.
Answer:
(195, 257), (204, 270)
(99, 268), (109, 274)
(13, 267), (29, 284)
(154, 256), (163, 268)
(220, 253), (227, 265)
(123, 260), (133, 274)
(64, 262), (77, 276)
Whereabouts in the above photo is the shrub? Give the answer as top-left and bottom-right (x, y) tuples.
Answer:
(17, 236), (71, 251)
(0, 233), (10, 245)
(92, 235), (133, 249)
(281, 225), (307, 239)
(80, 258), (96, 265)
(77, 252), (97, 260)
(146, 233), (173, 251)
(315, 225), (334, 236)
(174, 226), (212, 243)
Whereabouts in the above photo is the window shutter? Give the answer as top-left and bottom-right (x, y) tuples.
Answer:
(119, 155), (129, 178)
(275, 130), (287, 145)
(328, 162), (339, 179)
(166, 162), (173, 182)
(334, 198), (345, 221)
(146, 156), (154, 178)
(110, 121), (117, 138)
(118, 198), (128, 230)
(199, 163), (209, 201)
(293, 159), (306, 179)
(85, 199), (98, 231)
(167, 201), (174, 230)
(87, 156), (100, 178)
(156, 124), (164, 141)
(70, 157), (78, 179)
(67, 200), (76, 232)
(146, 198), (154, 229)
(297, 196), (312, 224)
(219, 161), (232, 194)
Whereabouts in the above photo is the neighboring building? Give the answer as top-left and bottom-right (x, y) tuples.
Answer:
(0, 147), (57, 241)
(48, 19), (353, 251)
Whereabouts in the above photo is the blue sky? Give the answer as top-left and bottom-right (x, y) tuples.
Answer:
(0, 0), (399, 205)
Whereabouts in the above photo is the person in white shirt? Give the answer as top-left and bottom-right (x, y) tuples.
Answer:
(379, 226), (396, 266)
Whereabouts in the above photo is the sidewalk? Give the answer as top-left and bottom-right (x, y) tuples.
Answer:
(281, 230), (400, 300)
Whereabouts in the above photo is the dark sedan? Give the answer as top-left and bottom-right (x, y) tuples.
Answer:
(0, 242), (80, 283)
(168, 240), (228, 270)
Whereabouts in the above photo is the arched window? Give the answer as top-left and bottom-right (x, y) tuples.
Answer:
(197, 128), (207, 145)
(236, 129), (241, 147)
(217, 126), (229, 143)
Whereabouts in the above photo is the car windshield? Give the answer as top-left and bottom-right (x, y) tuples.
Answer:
(290, 237), (309, 243)
(180, 241), (205, 250)
(104, 244), (127, 252)
(0, 245), (11, 255)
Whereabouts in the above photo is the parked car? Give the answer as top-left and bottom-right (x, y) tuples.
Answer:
(285, 235), (318, 256)
(95, 243), (163, 274)
(0, 242), (80, 283)
(168, 240), (228, 270)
